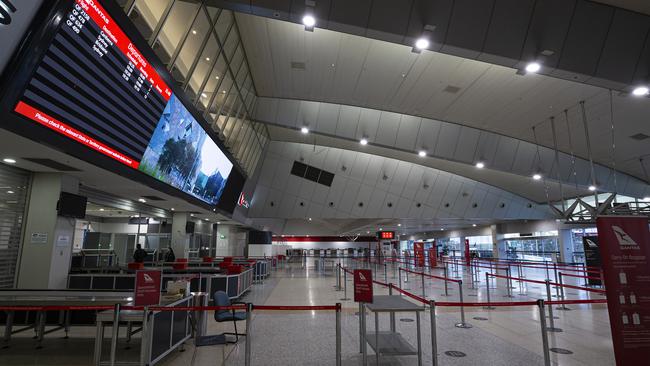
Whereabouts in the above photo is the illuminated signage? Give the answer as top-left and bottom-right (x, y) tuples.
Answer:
(378, 231), (395, 240)
(237, 192), (250, 208)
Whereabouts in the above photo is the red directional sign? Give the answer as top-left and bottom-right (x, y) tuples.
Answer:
(354, 269), (373, 303)
(134, 270), (162, 306)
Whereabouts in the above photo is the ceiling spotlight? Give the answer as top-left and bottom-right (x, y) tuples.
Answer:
(3, 158), (16, 164)
(440, 228), (444, 231)
(643, 197), (650, 202)
(171, 208), (175, 211)
(99, 208), (105, 211)
(418, 150), (427, 157)
(215, 76), (220, 80)
(525, 62), (541, 73)
(472, 224), (477, 227)
(205, 218), (209, 221)
(588, 185), (597, 191)
(533, 174), (542, 180)
(190, 214), (195, 217)
(138, 198), (146, 203)
(301, 127), (309, 134)
(632, 86), (649, 97)
(360, 138), (368, 145)
(205, 57), (210, 61)
(398, 223), (401, 227)
(192, 30), (197, 35)
(302, 14), (316, 31)
(201, 93), (207, 98)
(308, 217), (312, 221)
(379, 228), (383, 231)
(414, 38), (429, 50)
(217, 221), (221, 224)
(475, 161), (485, 169)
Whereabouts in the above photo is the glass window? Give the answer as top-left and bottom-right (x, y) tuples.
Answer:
(207, 72), (232, 117)
(200, 57), (229, 114)
(128, 0), (172, 40)
(171, 7), (210, 83)
(230, 46), (245, 76)
(215, 10), (233, 43)
(186, 35), (220, 103)
(222, 27), (239, 60)
(152, 1), (200, 64)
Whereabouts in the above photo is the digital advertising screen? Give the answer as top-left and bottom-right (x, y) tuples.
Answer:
(10, 0), (240, 209)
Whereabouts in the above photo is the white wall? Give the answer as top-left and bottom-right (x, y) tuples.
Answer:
(271, 240), (375, 250)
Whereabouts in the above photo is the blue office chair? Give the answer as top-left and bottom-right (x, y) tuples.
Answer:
(213, 291), (247, 343)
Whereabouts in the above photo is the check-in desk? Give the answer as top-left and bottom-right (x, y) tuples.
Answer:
(94, 296), (192, 366)
(68, 268), (254, 300)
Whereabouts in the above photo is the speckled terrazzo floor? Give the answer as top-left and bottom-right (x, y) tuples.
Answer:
(0, 259), (615, 365)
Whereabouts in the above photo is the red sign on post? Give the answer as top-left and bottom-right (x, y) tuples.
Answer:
(414, 242), (425, 267)
(135, 270), (162, 306)
(428, 247), (437, 268)
(597, 216), (650, 366)
(464, 238), (471, 265)
(354, 269), (373, 303)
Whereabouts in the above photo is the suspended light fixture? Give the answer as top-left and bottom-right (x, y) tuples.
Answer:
(632, 86), (649, 97)
(525, 62), (541, 73)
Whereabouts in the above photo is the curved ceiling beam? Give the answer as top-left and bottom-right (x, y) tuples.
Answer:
(253, 97), (650, 201)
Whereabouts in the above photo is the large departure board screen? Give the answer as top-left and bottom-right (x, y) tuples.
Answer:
(13, 0), (235, 206)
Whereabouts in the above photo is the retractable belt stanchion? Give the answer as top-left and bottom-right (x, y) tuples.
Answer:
(398, 268), (403, 294)
(544, 280), (562, 332)
(336, 303), (342, 366)
(484, 273), (495, 309)
(109, 303), (120, 366)
(553, 264), (560, 299)
(139, 306), (150, 366)
(341, 270), (350, 301)
(245, 303), (252, 366)
(430, 300), (438, 366)
(421, 271), (426, 300)
(537, 300), (552, 366)
(389, 284), (396, 332)
(505, 268), (513, 298)
(384, 263), (388, 284)
(442, 267), (449, 296)
(556, 273), (570, 310)
(336, 264), (342, 291)
(455, 280), (471, 329)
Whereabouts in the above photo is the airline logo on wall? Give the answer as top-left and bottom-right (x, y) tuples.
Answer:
(237, 192), (250, 208)
(0, 0), (43, 77)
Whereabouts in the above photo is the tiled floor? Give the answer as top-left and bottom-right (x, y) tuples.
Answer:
(0, 259), (615, 365)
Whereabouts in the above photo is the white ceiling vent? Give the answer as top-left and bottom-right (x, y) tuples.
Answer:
(291, 61), (306, 70)
(443, 85), (461, 94)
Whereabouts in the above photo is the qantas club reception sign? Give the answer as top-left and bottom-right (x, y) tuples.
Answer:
(596, 216), (650, 366)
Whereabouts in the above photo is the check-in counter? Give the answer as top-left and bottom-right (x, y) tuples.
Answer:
(68, 268), (254, 300)
(94, 296), (192, 366)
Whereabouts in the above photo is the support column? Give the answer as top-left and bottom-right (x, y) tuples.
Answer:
(171, 212), (191, 259)
(16, 173), (78, 289)
(558, 229), (573, 263)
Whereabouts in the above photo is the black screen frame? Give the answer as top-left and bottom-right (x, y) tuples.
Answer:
(0, 0), (247, 215)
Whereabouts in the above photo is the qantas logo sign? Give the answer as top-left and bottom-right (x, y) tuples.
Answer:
(0, 1), (16, 26)
(143, 273), (154, 283)
(585, 238), (598, 248)
(612, 225), (640, 250)
(358, 272), (367, 282)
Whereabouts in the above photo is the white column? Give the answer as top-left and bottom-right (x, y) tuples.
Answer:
(171, 212), (190, 259)
(16, 173), (78, 289)
(558, 229), (573, 263)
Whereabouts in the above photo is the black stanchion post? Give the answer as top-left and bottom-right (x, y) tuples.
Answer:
(245, 303), (252, 366)
(336, 303), (341, 366)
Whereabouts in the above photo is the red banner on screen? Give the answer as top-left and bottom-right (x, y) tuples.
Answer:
(464, 238), (471, 265)
(596, 216), (650, 366)
(76, 0), (171, 101)
(414, 242), (425, 267)
(135, 270), (162, 306)
(14, 101), (140, 169)
(354, 269), (373, 303)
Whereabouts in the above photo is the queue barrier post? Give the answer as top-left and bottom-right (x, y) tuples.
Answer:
(553, 264), (561, 299)
(582, 263), (588, 287)
(442, 267), (449, 297)
(109, 303), (120, 366)
(430, 300), (438, 366)
(341, 270), (350, 301)
(245, 303), (252, 366)
(505, 268), (513, 298)
(537, 300), (552, 366)
(544, 280), (562, 332)
(484, 273), (495, 310)
(454, 280), (472, 329)
(384, 263), (388, 284)
(421, 271), (426, 300)
(336, 303), (342, 366)
(139, 306), (150, 365)
(398, 268), (403, 292)
(556, 274), (571, 311)
(336, 264), (342, 291)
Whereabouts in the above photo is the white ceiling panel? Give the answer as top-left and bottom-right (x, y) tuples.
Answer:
(357, 108), (381, 141)
(434, 123), (462, 159)
(366, 189), (388, 216)
(375, 111), (401, 146)
(335, 105), (361, 138)
(316, 103), (341, 135)
(276, 99), (300, 127)
(395, 115), (421, 151)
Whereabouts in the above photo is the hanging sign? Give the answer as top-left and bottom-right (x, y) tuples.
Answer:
(582, 235), (602, 286)
(353, 269), (373, 303)
(596, 216), (650, 366)
(428, 247), (437, 268)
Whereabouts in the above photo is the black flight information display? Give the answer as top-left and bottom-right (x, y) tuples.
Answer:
(14, 0), (238, 207)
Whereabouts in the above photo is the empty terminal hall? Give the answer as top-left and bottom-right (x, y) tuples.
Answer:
(2, 0), (650, 365)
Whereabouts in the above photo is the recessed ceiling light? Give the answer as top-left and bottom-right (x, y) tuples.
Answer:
(643, 197), (650, 202)
(192, 30), (197, 35)
(533, 174), (542, 180)
(414, 38), (429, 50)
(588, 185), (597, 191)
(301, 127), (309, 134)
(475, 162), (485, 169)
(472, 224), (477, 227)
(205, 218), (209, 221)
(171, 208), (175, 211)
(632, 86), (649, 97)
(201, 93), (207, 98)
(398, 223), (401, 227)
(222, 90), (227, 94)
(7, 190), (14, 194)
(217, 221), (221, 224)
(205, 57), (210, 61)
(440, 228), (444, 231)
(190, 214), (195, 217)
(308, 217), (312, 221)
(138, 198), (146, 203)
(418, 150), (427, 157)
(525, 62), (541, 73)
(302, 14), (316, 27)
(99, 208), (105, 211)
(360, 138), (368, 145)
(215, 76), (220, 80)
(331, 63), (335, 67)
(366, 231), (370, 234)
(3, 158), (16, 164)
